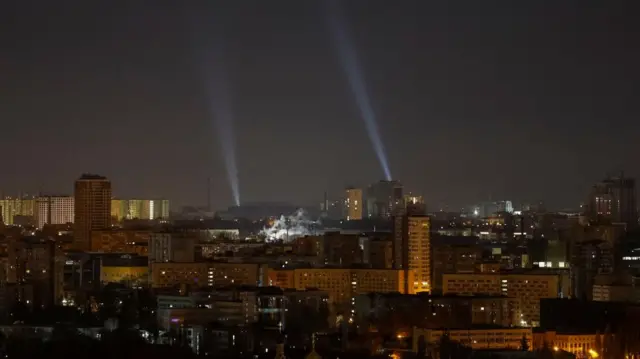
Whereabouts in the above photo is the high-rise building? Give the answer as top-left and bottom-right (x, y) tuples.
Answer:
(393, 206), (431, 293)
(344, 187), (363, 220)
(35, 196), (74, 228)
(0, 196), (35, 225)
(74, 174), (112, 251)
(366, 180), (404, 218)
(403, 194), (426, 214)
(587, 174), (637, 227)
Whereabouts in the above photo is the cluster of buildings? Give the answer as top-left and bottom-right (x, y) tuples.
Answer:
(0, 187), (169, 230)
(0, 173), (639, 359)
(325, 180), (422, 221)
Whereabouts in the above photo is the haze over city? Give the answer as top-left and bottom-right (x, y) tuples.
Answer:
(2, 1), (638, 210)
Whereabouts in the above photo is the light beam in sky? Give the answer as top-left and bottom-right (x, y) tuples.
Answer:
(192, 12), (241, 207)
(207, 58), (241, 207)
(327, 0), (393, 181)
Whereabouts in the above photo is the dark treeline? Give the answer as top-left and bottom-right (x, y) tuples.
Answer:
(0, 327), (196, 359)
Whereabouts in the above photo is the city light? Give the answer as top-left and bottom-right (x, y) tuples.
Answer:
(326, 0), (392, 181)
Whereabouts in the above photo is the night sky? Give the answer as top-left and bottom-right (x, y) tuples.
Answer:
(1, 1), (638, 211)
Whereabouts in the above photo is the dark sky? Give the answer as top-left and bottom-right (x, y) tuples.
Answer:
(1, 1), (638, 211)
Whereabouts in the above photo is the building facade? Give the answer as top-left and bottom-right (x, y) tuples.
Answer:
(587, 174), (637, 227)
(74, 174), (112, 251)
(443, 272), (571, 327)
(35, 196), (74, 228)
(366, 180), (404, 219)
(344, 188), (363, 220)
(393, 210), (431, 293)
(111, 199), (170, 221)
(0, 197), (35, 225)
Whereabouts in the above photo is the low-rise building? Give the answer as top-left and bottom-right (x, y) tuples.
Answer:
(412, 326), (533, 351)
(443, 270), (571, 326)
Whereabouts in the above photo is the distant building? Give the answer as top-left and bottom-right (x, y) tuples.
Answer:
(111, 199), (170, 221)
(592, 273), (640, 303)
(369, 239), (393, 269)
(74, 174), (112, 251)
(355, 293), (518, 333)
(571, 239), (615, 300)
(404, 194), (426, 213)
(100, 254), (148, 286)
(533, 330), (598, 357)
(366, 180), (404, 219)
(318, 232), (366, 266)
(266, 267), (414, 317)
(35, 196), (74, 228)
(587, 174), (637, 227)
(473, 201), (514, 217)
(150, 262), (267, 288)
(0, 197), (35, 225)
(149, 232), (196, 263)
(404, 194), (424, 205)
(431, 242), (481, 294)
(90, 229), (150, 255)
(344, 187), (363, 220)
(413, 327), (532, 351)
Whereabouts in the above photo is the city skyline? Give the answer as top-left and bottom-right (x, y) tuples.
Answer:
(0, 172), (631, 213)
(1, 2), (639, 357)
(1, 1), (638, 210)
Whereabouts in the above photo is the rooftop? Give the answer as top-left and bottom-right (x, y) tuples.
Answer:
(78, 173), (108, 180)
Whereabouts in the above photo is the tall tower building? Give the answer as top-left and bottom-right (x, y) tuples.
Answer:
(393, 205), (431, 293)
(74, 174), (112, 250)
(587, 174), (637, 227)
(35, 196), (74, 228)
(344, 187), (363, 220)
(366, 180), (404, 219)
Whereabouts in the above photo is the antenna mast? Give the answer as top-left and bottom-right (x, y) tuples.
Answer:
(207, 177), (212, 211)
